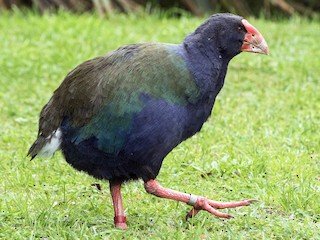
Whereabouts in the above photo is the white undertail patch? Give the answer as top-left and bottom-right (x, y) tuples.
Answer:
(38, 128), (62, 158)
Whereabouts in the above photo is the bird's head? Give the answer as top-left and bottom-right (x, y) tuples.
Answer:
(239, 19), (269, 55)
(191, 13), (269, 59)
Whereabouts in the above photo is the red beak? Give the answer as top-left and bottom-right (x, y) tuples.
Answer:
(241, 19), (269, 55)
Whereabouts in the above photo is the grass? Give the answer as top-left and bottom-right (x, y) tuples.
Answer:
(0, 10), (319, 239)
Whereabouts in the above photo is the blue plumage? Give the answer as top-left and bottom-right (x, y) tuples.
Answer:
(28, 13), (269, 229)
(29, 15), (243, 182)
(28, 14), (253, 182)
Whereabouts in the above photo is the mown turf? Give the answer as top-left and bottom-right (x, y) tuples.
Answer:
(0, 11), (319, 239)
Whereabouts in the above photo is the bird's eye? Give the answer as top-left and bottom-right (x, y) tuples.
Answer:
(237, 26), (243, 32)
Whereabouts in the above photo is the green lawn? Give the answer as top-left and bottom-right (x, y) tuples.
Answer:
(0, 11), (319, 239)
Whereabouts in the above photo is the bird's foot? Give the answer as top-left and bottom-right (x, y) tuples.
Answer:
(114, 216), (127, 230)
(115, 222), (128, 230)
(144, 180), (257, 221)
(186, 196), (258, 220)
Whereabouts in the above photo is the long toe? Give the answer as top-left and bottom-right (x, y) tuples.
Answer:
(186, 203), (234, 220)
(207, 198), (259, 209)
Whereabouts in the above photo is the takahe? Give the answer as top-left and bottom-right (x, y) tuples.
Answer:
(28, 13), (269, 229)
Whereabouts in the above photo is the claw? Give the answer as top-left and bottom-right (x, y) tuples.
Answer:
(226, 214), (234, 219)
(246, 198), (259, 204)
(186, 208), (199, 220)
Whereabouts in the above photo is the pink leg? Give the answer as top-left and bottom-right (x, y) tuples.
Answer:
(144, 179), (257, 220)
(110, 180), (127, 230)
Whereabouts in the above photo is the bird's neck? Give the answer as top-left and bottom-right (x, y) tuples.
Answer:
(182, 35), (230, 99)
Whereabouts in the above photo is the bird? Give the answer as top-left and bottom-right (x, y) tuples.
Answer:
(28, 13), (269, 230)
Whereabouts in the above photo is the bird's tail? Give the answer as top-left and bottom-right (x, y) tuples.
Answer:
(27, 129), (62, 160)
(28, 136), (47, 160)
